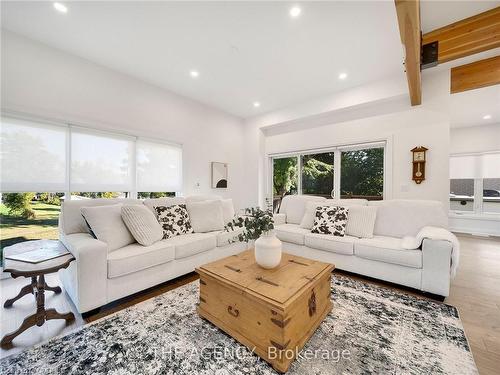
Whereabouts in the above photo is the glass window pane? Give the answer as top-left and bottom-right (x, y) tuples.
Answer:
(71, 130), (134, 192)
(137, 192), (176, 199)
(450, 179), (474, 212)
(301, 152), (334, 198)
(273, 157), (298, 212)
(483, 178), (500, 214)
(1, 117), (67, 192)
(341, 148), (384, 200)
(70, 192), (128, 199)
(136, 140), (182, 192)
(1, 192), (62, 265)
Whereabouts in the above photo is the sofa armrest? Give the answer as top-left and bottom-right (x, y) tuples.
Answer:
(421, 238), (452, 297)
(59, 233), (108, 313)
(273, 213), (286, 226)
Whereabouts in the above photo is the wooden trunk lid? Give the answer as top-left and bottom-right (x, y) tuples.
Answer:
(198, 250), (332, 306)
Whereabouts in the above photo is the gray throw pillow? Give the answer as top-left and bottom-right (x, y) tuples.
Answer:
(121, 205), (164, 246)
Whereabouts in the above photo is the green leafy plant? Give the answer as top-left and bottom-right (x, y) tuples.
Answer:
(2, 193), (36, 218)
(225, 207), (274, 242)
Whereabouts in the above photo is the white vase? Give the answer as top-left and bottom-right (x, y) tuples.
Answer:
(254, 231), (282, 269)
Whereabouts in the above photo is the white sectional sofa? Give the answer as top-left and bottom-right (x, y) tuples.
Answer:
(274, 195), (455, 297)
(58, 196), (246, 313)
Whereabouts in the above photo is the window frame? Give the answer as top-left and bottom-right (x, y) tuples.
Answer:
(268, 141), (387, 201)
(1, 112), (183, 200)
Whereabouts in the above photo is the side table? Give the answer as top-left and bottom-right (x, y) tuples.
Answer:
(1, 240), (75, 347)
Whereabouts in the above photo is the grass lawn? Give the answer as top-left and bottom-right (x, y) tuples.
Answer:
(0, 202), (61, 261)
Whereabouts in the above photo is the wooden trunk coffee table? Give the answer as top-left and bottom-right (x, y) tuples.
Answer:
(196, 249), (334, 373)
(1, 240), (75, 348)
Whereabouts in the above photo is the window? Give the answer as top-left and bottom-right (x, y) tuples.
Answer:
(137, 192), (176, 199)
(71, 129), (134, 192)
(450, 152), (500, 215)
(271, 142), (385, 210)
(272, 157), (298, 212)
(301, 152), (334, 198)
(0, 115), (183, 198)
(1, 192), (62, 261)
(136, 139), (182, 193)
(0, 117), (67, 192)
(341, 147), (384, 200)
(483, 178), (500, 214)
(449, 179), (474, 211)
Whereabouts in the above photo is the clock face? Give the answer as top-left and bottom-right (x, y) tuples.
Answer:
(413, 151), (425, 162)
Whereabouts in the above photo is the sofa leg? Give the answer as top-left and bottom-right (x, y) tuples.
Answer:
(82, 307), (101, 320)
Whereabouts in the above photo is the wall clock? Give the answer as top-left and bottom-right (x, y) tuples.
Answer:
(411, 146), (428, 184)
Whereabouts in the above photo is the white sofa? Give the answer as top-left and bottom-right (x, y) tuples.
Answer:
(274, 195), (454, 297)
(58, 196), (246, 313)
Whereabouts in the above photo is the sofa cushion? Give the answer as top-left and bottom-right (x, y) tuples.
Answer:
(304, 233), (356, 255)
(215, 227), (245, 247)
(187, 200), (225, 233)
(275, 224), (311, 245)
(346, 206), (378, 238)
(154, 204), (194, 239)
(221, 199), (236, 225)
(121, 205), (163, 246)
(164, 232), (217, 259)
(354, 236), (422, 268)
(369, 200), (448, 238)
(311, 206), (349, 236)
(143, 197), (186, 213)
(81, 204), (135, 252)
(300, 199), (367, 229)
(61, 198), (142, 235)
(186, 195), (222, 203)
(279, 195), (326, 225)
(107, 241), (175, 278)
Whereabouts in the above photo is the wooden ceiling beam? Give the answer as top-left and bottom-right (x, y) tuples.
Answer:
(395, 0), (422, 106)
(422, 6), (500, 64)
(451, 55), (500, 94)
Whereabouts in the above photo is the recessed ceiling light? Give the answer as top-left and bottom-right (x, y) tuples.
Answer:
(53, 2), (68, 13)
(338, 72), (348, 80)
(253, 102), (261, 108)
(289, 6), (301, 18)
(190, 70), (199, 78)
(483, 114), (492, 120)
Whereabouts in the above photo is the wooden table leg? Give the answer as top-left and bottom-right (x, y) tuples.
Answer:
(44, 282), (62, 294)
(1, 275), (74, 347)
(3, 277), (35, 308)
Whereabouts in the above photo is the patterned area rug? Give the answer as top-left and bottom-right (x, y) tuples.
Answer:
(1, 275), (477, 375)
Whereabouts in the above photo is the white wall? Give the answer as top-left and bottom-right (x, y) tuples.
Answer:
(244, 68), (452, 208)
(450, 123), (500, 154)
(1, 31), (246, 208)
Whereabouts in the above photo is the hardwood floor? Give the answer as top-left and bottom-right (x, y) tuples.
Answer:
(1, 234), (499, 374)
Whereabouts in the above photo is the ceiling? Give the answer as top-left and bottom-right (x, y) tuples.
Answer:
(420, 0), (499, 33)
(1, 1), (404, 118)
(450, 85), (500, 128)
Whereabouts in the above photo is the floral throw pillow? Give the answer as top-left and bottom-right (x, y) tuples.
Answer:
(154, 204), (194, 239)
(311, 206), (349, 236)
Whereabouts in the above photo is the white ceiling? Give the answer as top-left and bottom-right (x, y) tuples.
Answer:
(420, 0), (499, 33)
(1, 1), (404, 118)
(450, 85), (500, 128)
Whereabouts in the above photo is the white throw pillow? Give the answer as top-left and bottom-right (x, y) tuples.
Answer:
(221, 199), (235, 225)
(187, 200), (225, 233)
(121, 205), (164, 246)
(300, 199), (367, 229)
(311, 206), (349, 236)
(345, 206), (378, 238)
(81, 204), (135, 251)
